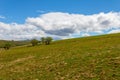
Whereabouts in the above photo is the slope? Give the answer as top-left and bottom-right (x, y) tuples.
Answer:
(0, 33), (120, 80)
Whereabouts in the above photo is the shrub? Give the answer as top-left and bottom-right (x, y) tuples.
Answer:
(31, 39), (39, 46)
(4, 43), (11, 50)
(45, 37), (53, 45)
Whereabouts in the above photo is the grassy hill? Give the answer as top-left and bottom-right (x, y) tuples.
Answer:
(0, 40), (30, 48)
(0, 33), (120, 80)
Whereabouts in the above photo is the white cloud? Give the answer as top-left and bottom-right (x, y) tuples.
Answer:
(0, 12), (120, 40)
(108, 29), (120, 34)
(0, 15), (5, 19)
(81, 33), (90, 37)
(26, 12), (120, 36)
(0, 22), (45, 40)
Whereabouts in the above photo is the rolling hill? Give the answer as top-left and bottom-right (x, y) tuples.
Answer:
(0, 33), (120, 80)
(0, 40), (31, 48)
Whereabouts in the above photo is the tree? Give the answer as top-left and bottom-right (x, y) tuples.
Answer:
(41, 37), (45, 44)
(4, 43), (11, 50)
(45, 37), (53, 45)
(31, 39), (39, 46)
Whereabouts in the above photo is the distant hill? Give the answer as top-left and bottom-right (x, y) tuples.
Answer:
(0, 33), (120, 80)
(0, 40), (30, 48)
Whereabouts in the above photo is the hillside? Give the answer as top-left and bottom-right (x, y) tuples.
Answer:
(0, 33), (120, 80)
(0, 40), (31, 48)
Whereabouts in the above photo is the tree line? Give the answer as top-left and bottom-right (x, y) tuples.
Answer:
(3, 37), (53, 50)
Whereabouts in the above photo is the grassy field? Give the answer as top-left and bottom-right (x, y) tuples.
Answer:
(0, 33), (120, 80)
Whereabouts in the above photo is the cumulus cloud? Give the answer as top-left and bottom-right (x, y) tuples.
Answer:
(0, 12), (120, 40)
(26, 12), (120, 35)
(0, 22), (45, 40)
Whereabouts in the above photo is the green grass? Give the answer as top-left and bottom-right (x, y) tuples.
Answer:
(0, 33), (120, 80)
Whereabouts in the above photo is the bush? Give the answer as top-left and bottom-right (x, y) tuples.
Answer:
(4, 43), (11, 50)
(45, 37), (53, 45)
(31, 39), (39, 46)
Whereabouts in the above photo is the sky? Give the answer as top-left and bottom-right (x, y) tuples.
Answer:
(0, 0), (120, 40)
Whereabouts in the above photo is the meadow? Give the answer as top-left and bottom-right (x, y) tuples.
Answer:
(0, 33), (120, 80)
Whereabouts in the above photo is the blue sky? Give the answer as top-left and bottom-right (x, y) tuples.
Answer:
(0, 0), (120, 40)
(0, 0), (120, 23)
